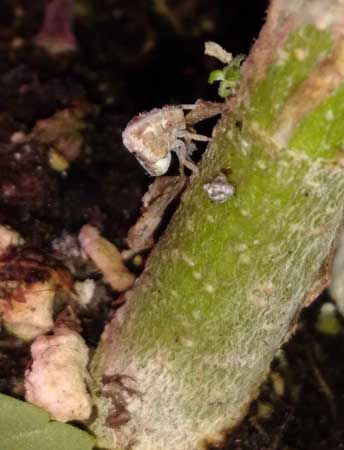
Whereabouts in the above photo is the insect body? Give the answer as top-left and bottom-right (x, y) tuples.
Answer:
(203, 172), (235, 203)
(122, 104), (217, 176)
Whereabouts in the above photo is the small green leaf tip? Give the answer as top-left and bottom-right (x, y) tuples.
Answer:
(208, 54), (245, 98)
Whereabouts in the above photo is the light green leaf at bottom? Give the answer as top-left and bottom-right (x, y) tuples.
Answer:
(0, 393), (95, 450)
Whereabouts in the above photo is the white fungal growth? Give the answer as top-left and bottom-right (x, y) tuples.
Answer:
(25, 325), (92, 422)
(74, 279), (96, 307)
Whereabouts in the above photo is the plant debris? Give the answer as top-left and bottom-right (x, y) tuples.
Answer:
(79, 224), (135, 292)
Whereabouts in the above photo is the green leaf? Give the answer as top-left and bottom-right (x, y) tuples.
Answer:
(208, 54), (245, 98)
(0, 393), (95, 450)
(208, 69), (225, 84)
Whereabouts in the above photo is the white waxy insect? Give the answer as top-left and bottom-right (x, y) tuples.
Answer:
(122, 104), (220, 176)
(203, 172), (235, 203)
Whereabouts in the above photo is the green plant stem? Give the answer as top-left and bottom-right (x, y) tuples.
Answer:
(91, 1), (344, 449)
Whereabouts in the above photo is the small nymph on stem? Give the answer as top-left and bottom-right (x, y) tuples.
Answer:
(122, 104), (220, 177)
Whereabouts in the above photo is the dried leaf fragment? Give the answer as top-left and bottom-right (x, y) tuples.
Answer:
(0, 280), (55, 341)
(0, 257), (74, 341)
(79, 225), (135, 292)
(125, 175), (187, 256)
(204, 41), (233, 64)
(184, 99), (223, 127)
(29, 102), (90, 170)
(34, 0), (77, 55)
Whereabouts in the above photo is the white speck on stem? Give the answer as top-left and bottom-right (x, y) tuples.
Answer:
(192, 310), (201, 320)
(226, 130), (233, 140)
(182, 254), (196, 267)
(276, 49), (289, 65)
(186, 219), (195, 232)
(325, 110), (334, 121)
(179, 337), (195, 348)
(193, 271), (202, 280)
(256, 160), (267, 170)
(294, 48), (307, 61)
(204, 284), (216, 294)
(239, 254), (251, 265)
(235, 243), (248, 252)
(240, 209), (250, 217)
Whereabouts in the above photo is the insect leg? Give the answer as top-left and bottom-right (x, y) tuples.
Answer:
(185, 131), (211, 142)
(174, 139), (199, 175)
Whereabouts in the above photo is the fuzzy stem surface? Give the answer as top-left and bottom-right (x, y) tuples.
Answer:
(91, 1), (344, 449)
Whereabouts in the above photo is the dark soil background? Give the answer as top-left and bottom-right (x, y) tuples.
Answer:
(0, 1), (344, 449)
